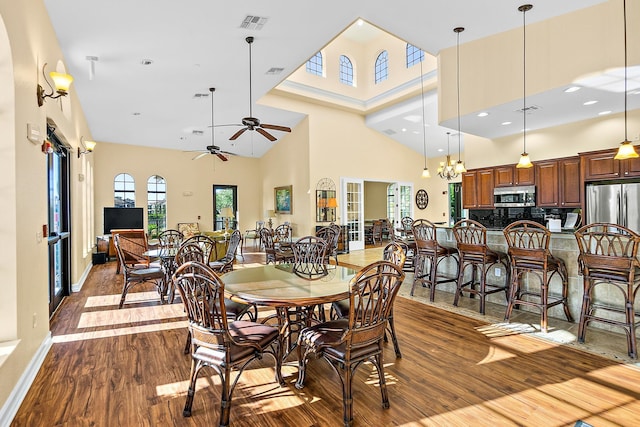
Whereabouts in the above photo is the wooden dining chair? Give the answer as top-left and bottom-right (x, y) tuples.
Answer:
(172, 261), (280, 426)
(295, 261), (405, 427)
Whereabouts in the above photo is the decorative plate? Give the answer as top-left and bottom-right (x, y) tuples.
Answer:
(415, 189), (429, 210)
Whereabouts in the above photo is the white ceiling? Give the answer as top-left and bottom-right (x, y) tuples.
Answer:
(43, 0), (618, 159)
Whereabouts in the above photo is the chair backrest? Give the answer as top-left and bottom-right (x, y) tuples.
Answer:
(158, 229), (184, 248)
(172, 261), (232, 350)
(411, 218), (438, 252)
(292, 235), (328, 275)
(453, 219), (490, 256)
(316, 226), (339, 255)
(274, 224), (291, 243)
(401, 217), (414, 234)
(113, 233), (149, 274)
(372, 221), (383, 238)
(574, 222), (640, 275)
(182, 235), (216, 262)
(503, 220), (551, 264)
(222, 230), (242, 261)
(382, 242), (407, 270)
(175, 241), (205, 266)
(260, 228), (276, 251)
(346, 261), (405, 347)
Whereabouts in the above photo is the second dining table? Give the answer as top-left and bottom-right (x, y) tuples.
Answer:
(223, 263), (358, 385)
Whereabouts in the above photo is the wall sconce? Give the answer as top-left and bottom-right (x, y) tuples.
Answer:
(78, 137), (97, 158)
(37, 62), (73, 107)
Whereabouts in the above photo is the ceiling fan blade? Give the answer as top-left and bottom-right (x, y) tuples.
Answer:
(261, 123), (292, 133)
(256, 127), (277, 142)
(216, 153), (229, 162)
(220, 150), (236, 156)
(192, 152), (209, 160)
(229, 127), (248, 140)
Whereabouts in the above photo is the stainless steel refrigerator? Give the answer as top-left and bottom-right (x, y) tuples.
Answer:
(586, 182), (640, 233)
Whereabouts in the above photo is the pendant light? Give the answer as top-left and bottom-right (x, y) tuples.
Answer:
(437, 132), (459, 180)
(614, 0), (639, 160)
(420, 58), (431, 178)
(516, 4), (534, 169)
(453, 27), (467, 174)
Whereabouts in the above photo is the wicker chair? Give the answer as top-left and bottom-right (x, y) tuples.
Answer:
(157, 229), (184, 249)
(503, 220), (573, 332)
(260, 227), (294, 264)
(365, 220), (383, 246)
(295, 261), (405, 427)
(244, 220), (265, 249)
(315, 225), (340, 265)
(173, 262), (280, 426)
(113, 234), (165, 308)
(209, 230), (242, 274)
(574, 222), (640, 358)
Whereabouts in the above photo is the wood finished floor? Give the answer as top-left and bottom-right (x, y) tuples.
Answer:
(11, 248), (640, 426)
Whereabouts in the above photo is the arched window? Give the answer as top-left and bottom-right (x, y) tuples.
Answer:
(306, 52), (323, 76)
(375, 50), (388, 84)
(114, 173), (135, 207)
(406, 43), (424, 68)
(147, 175), (166, 238)
(339, 55), (354, 86)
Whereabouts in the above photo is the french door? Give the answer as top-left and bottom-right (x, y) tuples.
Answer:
(341, 178), (364, 251)
(47, 126), (71, 317)
(213, 185), (237, 231)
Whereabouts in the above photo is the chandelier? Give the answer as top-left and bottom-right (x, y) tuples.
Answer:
(437, 132), (459, 180)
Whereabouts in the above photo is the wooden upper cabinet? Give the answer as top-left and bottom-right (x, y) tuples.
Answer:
(581, 146), (640, 181)
(536, 161), (560, 207)
(494, 165), (535, 187)
(559, 157), (581, 207)
(462, 169), (494, 209)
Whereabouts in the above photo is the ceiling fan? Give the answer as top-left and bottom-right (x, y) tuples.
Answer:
(227, 36), (292, 142)
(192, 87), (235, 161)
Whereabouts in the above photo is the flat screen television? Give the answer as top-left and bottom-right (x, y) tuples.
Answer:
(103, 207), (144, 234)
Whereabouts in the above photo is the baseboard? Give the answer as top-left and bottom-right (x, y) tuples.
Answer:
(0, 332), (52, 427)
(72, 261), (93, 293)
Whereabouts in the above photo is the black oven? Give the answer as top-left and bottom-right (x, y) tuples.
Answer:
(493, 185), (536, 207)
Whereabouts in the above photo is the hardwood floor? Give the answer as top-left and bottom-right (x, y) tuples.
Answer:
(11, 248), (640, 426)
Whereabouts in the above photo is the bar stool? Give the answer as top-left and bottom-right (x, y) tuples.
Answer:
(411, 219), (458, 301)
(574, 223), (640, 359)
(453, 219), (509, 314)
(503, 220), (573, 332)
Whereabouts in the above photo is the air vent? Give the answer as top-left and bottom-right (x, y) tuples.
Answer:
(515, 105), (541, 113)
(192, 130), (204, 136)
(240, 15), (268, 30)
(193, 93), (210, 98)
(266, 67), (284, 75)
(383, 129), (397, 135)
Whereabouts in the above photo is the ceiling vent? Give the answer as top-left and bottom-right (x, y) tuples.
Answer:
(515, 104), (541, 114)
(192, 130), (204, 136)
(240, 15), (268, 30)
(383, 129), (397, 135)
(193, 93), (210, 98)
(266, 67), (284, 75)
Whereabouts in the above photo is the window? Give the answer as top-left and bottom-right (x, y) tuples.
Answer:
(339, 55), (354, 86)
(114, 173), (135, 207)
(375, 51), (388, 84)
(406, 43), (424, 68)
(306, 52), (323, 76)
(147, 175), (166, 238)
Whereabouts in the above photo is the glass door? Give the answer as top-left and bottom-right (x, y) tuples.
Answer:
(47, 127), (71, 317)
(341, 178), (364, 251)
(387, 182), (413, 231)
(213, 185), (237, 231)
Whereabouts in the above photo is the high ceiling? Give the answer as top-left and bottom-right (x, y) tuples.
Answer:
(43, 0), (614, 159)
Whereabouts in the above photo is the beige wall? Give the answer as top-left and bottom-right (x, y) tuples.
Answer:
(0, 0), (95, 413)
(364, 181), (390, 220)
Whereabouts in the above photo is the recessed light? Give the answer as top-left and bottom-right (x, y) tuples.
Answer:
(437, 148), (444, 152)
(501, 121), (512, 126)
(583, 100), (598, 105)
(564, 86), (581, 93)
(401, 128), (407, 132)
(598, 110), (612, 115)
(477, 112), (489, 117)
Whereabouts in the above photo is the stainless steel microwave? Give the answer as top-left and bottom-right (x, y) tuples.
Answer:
(493, 185), (536, 207)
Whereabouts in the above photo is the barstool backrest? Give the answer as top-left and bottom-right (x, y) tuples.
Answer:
(503, 220), (552, 267)
(412, 219), (438, 252)
(453, 219), (489, 256)
(574, 222), (640, 277)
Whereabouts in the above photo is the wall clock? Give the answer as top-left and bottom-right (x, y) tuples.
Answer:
(415, 189), (429, 210)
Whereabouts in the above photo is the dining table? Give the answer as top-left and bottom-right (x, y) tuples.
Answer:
(223, 263), (358, 385)
(143, 246), (179, 301)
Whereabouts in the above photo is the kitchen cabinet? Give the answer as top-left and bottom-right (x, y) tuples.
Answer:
(494, 165), (535, 187)
(536, 157), (581, 207)
(581, 147), (640, 181)
(462, 169), (494, 209)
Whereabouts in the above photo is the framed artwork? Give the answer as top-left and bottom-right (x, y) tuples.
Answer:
(274, 185), (293, 214)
